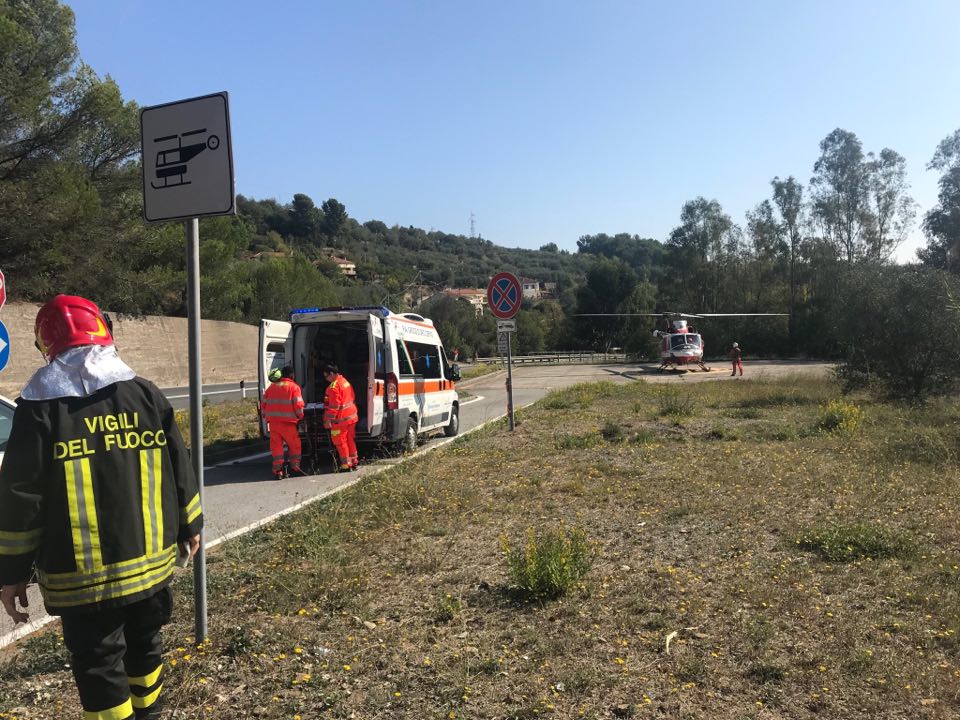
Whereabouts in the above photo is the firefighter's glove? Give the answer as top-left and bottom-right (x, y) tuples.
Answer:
(1, 582), (30, 624)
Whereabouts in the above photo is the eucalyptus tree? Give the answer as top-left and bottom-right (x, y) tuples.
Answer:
(865, 148), (915, 262)
(920, 128), (960, 271)
(810, 129), (874, 264)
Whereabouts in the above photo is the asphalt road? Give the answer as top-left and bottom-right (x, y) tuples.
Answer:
(0, 360), (832, 647)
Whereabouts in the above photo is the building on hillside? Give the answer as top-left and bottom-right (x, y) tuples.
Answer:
(520, 277), (541, 300)
(540, 281), (557, 299)
(403, 286), (433, 308)
(314, 249), (357, 277)
(443, 288), (487, 316)
(329, 256), (357, 277)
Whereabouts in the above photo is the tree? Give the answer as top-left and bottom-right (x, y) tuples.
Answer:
(920, 129), (960, 271)
(321, 198), (348, 241)
(811, 129), (873, 263)
(289, 193), (320, 243)
(865, 148), (915, 261)
(572, 257), (647, 351)
(771, 176), (805, 336)
(837, 266), (960, 398)
(664, 198), (740, 311)
(745, 199), (786, 310)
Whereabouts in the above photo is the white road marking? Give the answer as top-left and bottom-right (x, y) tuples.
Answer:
(166, 387), (249, 400)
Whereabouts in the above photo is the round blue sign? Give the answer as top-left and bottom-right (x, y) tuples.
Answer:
(0, 319), (9, 373)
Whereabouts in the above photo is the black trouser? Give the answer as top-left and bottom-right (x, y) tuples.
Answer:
(61, 587), (172, 720)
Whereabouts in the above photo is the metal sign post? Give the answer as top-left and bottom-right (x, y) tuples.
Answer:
(488, 274), (521, 433)
(505, 329), (515, 430)
(140, 92), (234, 642)
(185, 218), (207, 640)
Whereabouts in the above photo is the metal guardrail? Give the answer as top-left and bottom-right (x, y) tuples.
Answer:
(474, 351), (627, 365)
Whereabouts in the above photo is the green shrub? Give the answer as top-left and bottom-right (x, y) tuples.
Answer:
(657, 391), (696, 418)
(434, 593), (464, 623)
(886, 428), (958, 466)
(707, 423), (742, 440)
(725, 407), (763, 419)
(501, 526), (593, 600)
(630, 428), (656, 444)
(796, 522), (913, 562)
(817, 399), (863, 435)
(601, 421), (626, 443)
(734, 392), (811, 409)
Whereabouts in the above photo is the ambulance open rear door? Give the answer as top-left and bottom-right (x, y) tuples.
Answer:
(258, 318), (292, 436)
(367, 314), (385, 437)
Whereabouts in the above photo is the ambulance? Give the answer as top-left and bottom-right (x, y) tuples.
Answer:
(258, 306), (461, 455)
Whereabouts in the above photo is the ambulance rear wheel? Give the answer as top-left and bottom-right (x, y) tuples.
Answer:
(443, 406), (459, 437)
(401, 417), (418, 453)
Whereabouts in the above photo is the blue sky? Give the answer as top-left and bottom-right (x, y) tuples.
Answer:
(69, 1), (960, 262)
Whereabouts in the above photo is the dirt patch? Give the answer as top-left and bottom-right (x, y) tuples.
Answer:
(3, 374), (959, 719)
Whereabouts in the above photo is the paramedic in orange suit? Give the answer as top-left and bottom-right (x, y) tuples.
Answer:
(262, 365), (306, 478)
(322, 363), (359, 471)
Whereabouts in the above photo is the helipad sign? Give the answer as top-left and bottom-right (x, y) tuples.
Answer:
(140, 92), (235, 223)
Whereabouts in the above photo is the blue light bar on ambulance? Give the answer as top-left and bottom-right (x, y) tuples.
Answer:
(289, 305), (390, 317)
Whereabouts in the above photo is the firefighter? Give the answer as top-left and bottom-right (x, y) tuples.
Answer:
(322, 363), (359, 471)
(262, 365), (306, 479)
(729, 341), (744, 377)
(0, 294), (203, 720)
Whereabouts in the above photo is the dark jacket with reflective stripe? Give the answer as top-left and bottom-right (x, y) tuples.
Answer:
(262, 378), (305, 426)
(0, 377), (203, 615)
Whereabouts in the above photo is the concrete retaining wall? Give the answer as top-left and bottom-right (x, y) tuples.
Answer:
(0, 302), (258, 398)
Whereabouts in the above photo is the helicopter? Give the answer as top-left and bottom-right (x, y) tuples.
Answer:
(575, 311), (787, 372)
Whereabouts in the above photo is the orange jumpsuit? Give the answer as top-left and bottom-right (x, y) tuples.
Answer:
(323, 374), (358, 469)
(262, 378), (305, 475)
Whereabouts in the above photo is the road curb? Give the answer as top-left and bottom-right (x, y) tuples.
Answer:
(0, 404), (523, 650)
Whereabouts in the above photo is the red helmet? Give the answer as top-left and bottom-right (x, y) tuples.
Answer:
(35, 295), (113, 361)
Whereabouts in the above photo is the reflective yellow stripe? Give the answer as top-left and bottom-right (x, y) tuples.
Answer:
(43, 555), (175, 608)
(153, 449), (163, 554)
(65, 459), (102, 571)
(64, 460), (84, 568)
(140, 451), (154, 557)
(0, 528), (42, 555)
(83, 698), (132, 720)
(128, 663), (163, 688)
(139, 448), (164, 555)
(131, 684), (162, 709)
(80, 459), (103, 570)
(40, 546), (176, 589)
(180, 493), (201, 525)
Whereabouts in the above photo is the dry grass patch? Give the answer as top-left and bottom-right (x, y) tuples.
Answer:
(4, 376), (960, 719)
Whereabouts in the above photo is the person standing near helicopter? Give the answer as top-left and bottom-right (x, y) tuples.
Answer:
(728, 342), (744, 377)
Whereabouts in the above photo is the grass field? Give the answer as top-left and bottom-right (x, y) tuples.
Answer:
(2, 374), (960, 719)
